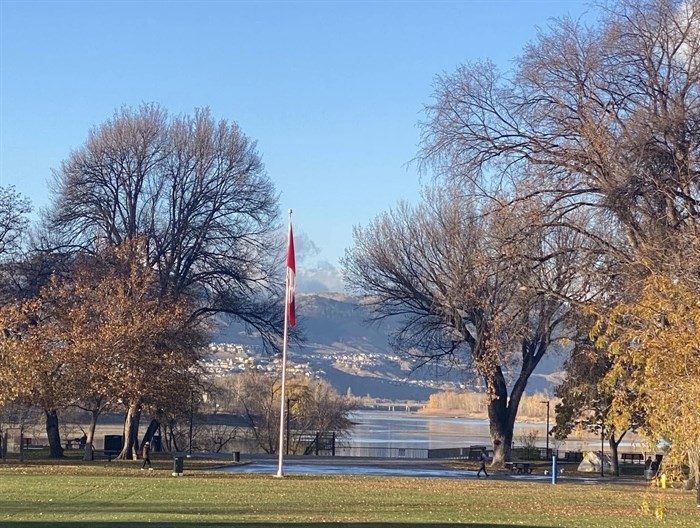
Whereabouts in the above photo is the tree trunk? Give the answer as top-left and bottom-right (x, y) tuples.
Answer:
(141, 418), (160, 450)
(83, 409), (100, 461)
(608, 432), (625, 477)
(683, 445), (699, 491)
(45, 409), (64, 458)
(488, 399), (514, 466)
(487, 368), (519, 466)
(485, 334), (546, 467)
(117, 402), (141, 460)
(165, 422), (180, 452)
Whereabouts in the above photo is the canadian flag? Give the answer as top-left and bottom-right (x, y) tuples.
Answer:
(286, 222), (296, 327)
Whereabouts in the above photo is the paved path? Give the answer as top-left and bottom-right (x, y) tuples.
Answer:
(217, 454), (643, 485)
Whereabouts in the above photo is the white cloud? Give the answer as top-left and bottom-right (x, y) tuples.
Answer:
(289, 229), (348, 293)
(297, 259), (347, 293)
(293, 231), (321, 262)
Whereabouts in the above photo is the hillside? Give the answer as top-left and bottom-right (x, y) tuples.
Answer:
(210, 292), (565, 400)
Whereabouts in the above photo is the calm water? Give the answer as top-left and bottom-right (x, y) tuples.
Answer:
(342, 410), (640, 454)
(346, 410), (497, 449)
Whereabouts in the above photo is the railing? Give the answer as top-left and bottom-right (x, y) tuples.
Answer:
(334, 445), (486, 459)
(335, 446), (429, 459)
(333, 445), (585, 461)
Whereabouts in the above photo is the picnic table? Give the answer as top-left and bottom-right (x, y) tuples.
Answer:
(621, 452), (644, 464)
(505, 461), (533, 474)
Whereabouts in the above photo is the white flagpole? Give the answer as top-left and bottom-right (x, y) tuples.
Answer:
(276, 210), (293, 478)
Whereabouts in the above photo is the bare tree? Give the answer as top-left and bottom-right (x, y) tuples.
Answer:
(414, 0), (700, 467)
(419, 0), (700, 273)
(47, 104), (281, 459)
(0, 186), (32, 303)
(49, 104), (281, 335)
(343, 187), (595, 465)
(287, 379), (357, 455)
(0, 186), (30, 262)
(218, 372), (356, 455)
(225, 372), (281, 454)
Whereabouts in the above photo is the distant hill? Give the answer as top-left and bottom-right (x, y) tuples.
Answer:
(212, 292), (565, 400)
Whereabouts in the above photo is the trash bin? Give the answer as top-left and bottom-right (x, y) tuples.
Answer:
(233, 451), (240, 462)
(173, 453), (185, 477)
(104, 435), (123, 461)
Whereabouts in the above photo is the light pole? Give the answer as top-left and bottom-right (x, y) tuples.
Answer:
(541, 400), (550, 458)
(188, 391), (194, 455)
(286, 397), (297, 456)
(600, 420), (605, 478)
(286, 398), (291, 456)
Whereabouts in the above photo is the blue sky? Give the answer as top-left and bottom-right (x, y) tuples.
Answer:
(1, 0), (592, 292)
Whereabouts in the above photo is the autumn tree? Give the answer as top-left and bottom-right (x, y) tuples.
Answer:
(46, 104), (281, 454)
(54, 243), (207, 460)
(223, 371), (281, 454)
(0, 241), (207, 459)
(0, 298), (74, 457)
(344, 187), (595, 465)
(596, 275), (700, 490)
(285, 378), (357, 455)
(552, 336), (647, 476)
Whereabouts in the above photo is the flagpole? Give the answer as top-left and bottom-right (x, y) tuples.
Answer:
(276, 209), (293, 478)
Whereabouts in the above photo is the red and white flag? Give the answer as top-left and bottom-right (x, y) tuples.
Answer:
(286, 221), (296, 327)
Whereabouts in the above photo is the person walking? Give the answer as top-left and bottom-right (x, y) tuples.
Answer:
(141, 441), (152, 470)
(476, 447), (489, 478)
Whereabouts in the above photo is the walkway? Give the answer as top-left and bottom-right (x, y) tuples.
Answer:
(218, 454), (636, 485)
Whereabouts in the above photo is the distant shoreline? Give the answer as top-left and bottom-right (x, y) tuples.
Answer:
(359, 406), (548, 425)
(417, 408), (548, 424)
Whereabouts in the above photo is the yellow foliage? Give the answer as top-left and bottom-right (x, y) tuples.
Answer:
(422, 390), (555, 420)
(0, 240), (206, 412)
(598, 274), (700, 484)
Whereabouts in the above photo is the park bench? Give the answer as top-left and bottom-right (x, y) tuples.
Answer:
(621, 453), (644, 464)
(505, 462), (533, 474)
(22, 439), (47, 451)
(65, 438), (86, 450)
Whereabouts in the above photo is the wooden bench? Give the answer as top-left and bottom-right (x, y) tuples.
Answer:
(505, 462), (533, 474)
(621, 453), (644, 464)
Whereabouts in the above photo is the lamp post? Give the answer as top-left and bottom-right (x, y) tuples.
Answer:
(286, 397), (297, 456)
(600, 420), (605, 478)
(188, 391), (194, 455)
(286, 398), (291, 456)
(541, 400), (550, 458)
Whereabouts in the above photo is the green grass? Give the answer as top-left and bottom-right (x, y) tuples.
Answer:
(0, 460), (697, 527)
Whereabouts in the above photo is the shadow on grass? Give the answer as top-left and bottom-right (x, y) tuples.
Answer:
(0, 524), (547, 528)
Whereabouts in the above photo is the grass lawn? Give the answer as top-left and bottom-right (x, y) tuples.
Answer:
(0, 458), (697, 527)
